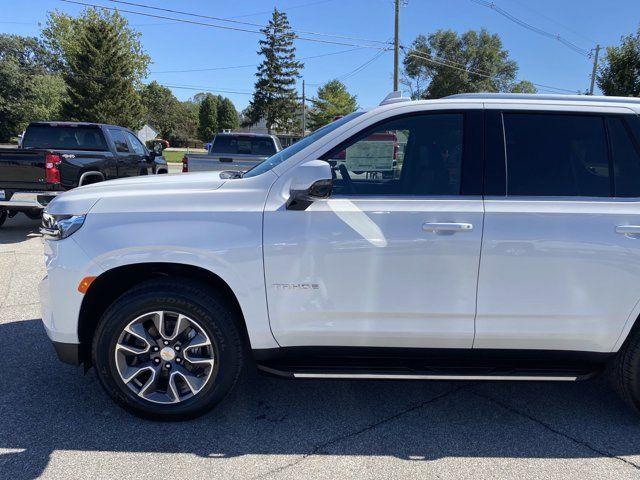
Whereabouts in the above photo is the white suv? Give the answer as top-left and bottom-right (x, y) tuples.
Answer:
(39, 93), (640, 420)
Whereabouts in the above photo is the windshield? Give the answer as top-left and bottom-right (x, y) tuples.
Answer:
(243, 111), (366, 178)
(22, 125), (108, 151)
(211, 135), (277, 156)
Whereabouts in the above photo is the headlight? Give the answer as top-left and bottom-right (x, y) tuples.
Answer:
(40, 212), (86, 240)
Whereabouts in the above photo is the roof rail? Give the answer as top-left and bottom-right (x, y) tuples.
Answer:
(380, 91), (411, 106)
(446, 92), (640, 105)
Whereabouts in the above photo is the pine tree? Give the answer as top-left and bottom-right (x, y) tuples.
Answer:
(217, 97), (239, 131)
(245, 8), (303, 134)
(308, 80), (357, 131)
(53, 9), (148, 128)
(198, 93), (218, 142)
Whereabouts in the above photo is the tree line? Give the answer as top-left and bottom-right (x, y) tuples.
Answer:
(1, 6), (639, 145)
(0, 8), (240, 145)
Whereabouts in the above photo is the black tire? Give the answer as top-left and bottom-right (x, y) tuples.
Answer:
(0, 208), (6, 228)
(611, 324), (640, 414)
(92, 278), (244, 420)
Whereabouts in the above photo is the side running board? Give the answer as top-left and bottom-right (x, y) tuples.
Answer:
(257, 365), (591, 382)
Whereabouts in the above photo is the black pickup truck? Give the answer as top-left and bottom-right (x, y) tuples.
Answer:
(0, 122), (167, 227)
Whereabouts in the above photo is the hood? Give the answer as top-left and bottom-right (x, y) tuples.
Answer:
(46, 172), (227, 215)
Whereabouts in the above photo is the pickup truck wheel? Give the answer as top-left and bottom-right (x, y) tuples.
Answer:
(611, 325), (640, 414)
(92, 279), (244, 420)
(0, 208), (6, 227)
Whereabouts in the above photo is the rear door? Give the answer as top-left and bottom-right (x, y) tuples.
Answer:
(107, 128), (138, 177)
(476, 107), (640, 353)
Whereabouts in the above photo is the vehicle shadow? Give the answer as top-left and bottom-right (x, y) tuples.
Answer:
(2, 319), (640, 479)
(0, 215), (41, 245)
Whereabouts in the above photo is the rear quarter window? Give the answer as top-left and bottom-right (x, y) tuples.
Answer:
(608, 116), (640, 197)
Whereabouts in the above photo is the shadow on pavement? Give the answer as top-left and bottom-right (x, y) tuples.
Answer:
(2, 318), (640, 479)
(0, 214), (41, 245)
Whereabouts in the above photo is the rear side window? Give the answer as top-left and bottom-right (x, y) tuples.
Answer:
(109, 128), (130, 153)
(503, 113), (610, 197)
(211, 136), (277, 156)
(22, 126), (108, 151)
(608, 117), (640, 197)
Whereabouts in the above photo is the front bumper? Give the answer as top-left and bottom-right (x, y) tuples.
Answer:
(39, 237), (104, 359)
(0, 191), (61, 210)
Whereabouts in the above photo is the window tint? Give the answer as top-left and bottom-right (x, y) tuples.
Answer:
(211, 135), (277, 156)
(608, 117), (640, 197)
(504, 113), (610, 197)
(109, 128), (130, 153)
(22, 126), (108, 151)
(323, 114), (464, 196)
(126, 132), (146, 156)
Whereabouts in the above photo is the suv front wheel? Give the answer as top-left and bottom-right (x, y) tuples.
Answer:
(93, 279), (244, 420)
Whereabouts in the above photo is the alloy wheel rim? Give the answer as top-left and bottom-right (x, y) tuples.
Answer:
(114, 310), (216, 404)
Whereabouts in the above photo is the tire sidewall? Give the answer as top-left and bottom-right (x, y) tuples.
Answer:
(93, 285), (241, 420)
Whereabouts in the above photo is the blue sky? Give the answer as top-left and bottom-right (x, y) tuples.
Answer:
(2, 0), (639, 110)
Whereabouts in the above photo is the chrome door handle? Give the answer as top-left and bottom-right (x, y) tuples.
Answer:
(616, 225), (640, 236)
(422, 222), (473, 233)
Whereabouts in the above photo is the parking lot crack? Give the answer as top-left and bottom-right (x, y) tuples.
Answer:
(252, 384), (469, 479)
(472, 390), (640, 471)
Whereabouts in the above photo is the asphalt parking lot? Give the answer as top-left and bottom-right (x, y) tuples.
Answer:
(3, 214), (640, 479)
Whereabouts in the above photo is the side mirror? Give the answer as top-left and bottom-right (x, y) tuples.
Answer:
(286, 160), (333, 211)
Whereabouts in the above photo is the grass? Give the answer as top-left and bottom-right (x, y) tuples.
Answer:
(162, 148), (207, 163)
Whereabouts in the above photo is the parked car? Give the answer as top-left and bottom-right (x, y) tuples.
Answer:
(40, 92), (640, 420)
(0, 121), (163, 227)
(182, 132), (281, 173)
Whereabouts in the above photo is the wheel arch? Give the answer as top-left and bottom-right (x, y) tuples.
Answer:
(77, 262), (250, 368)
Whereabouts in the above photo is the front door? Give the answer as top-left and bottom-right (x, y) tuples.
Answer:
(264, 110), (484, 348)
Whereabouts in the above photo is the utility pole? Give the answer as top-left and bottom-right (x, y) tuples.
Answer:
(393, 0), (400, 91)
(589, 44), (601, 95)
(301, 79), (306, 136)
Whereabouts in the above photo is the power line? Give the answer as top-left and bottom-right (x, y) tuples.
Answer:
(60, 0), (390, 50)
(105, 0), (390, 46)
(150, 47), (366, 74)
(228, 0), (339, 19)
(510, 0), (598, 45)
(470, 0), (592, 57)
(403, 48), (578, 94)
(336, 47), (391, 81)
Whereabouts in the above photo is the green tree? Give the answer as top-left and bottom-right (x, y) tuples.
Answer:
(198, 93), (218, 141)
(217, 97), (239, 131)
(307, 80), (357, 131)
(244, 8), (303, 133)
(42, 8), (150, 128)
(141, 81), (181, 139)
(402, 29), (536, 99)
(598, 26), (640, 97)
(0, 34), (66, 141)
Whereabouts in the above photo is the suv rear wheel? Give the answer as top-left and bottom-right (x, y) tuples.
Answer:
(93, 279), (244, 420)
(611, 325), (640, 413)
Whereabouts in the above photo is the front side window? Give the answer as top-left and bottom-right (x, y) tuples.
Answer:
(322, 113), (464, 196)
(109, 129), (131, 154)
(503, 113), (610, 197)
(125, 132), (146, 156)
